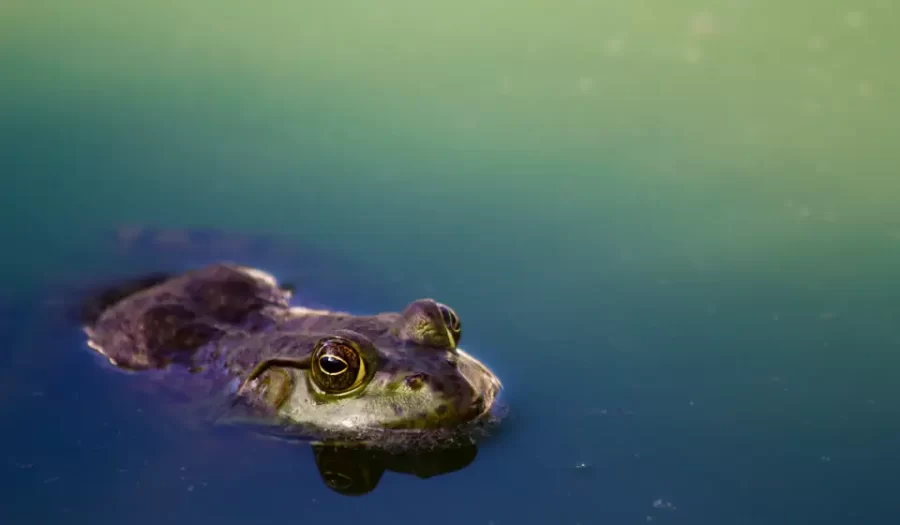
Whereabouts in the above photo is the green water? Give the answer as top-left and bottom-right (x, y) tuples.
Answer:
(2, 1), (899, 523)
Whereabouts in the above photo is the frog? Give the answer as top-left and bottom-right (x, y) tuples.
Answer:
(81, 259), (504, 449)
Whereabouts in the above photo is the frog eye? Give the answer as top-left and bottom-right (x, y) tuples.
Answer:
(437, 303), (462, 346)
(396, 299), (462, 349)
(310, 337), (367, 394)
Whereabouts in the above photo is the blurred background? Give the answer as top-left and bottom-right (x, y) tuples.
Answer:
(1, 1), (898, 524)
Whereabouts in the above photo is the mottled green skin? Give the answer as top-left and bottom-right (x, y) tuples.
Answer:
(83, 263), (502, 444)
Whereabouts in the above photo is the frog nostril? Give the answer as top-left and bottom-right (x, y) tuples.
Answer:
(404, 373), (428, 391)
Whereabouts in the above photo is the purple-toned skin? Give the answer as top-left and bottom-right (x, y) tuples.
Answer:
(70, 227), (504, 450)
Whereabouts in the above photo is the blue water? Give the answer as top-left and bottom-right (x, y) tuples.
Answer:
(0, 227), (895, 524)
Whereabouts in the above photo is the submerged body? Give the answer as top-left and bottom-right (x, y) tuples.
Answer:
(83, 263), (503, 447)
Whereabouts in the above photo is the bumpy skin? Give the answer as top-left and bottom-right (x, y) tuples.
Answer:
(83, 263), (503, 446)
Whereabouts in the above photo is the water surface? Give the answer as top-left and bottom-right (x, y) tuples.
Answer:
(2, 1), (898, 524)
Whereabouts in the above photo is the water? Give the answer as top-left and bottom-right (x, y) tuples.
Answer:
(2, 1), (899, 523)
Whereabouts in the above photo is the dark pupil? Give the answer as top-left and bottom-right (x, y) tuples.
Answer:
(319, 355), (348, 375)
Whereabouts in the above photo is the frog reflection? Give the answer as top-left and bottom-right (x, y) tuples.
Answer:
(311, 441), (478, 496)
